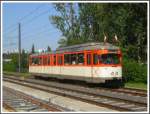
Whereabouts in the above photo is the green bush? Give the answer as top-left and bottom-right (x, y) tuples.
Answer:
(122, 58), (147, 83)
(126, 45), (139, 61)
(3, 62), (16, 72)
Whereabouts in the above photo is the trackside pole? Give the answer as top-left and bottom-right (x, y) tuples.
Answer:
(18, 23), (21, 72)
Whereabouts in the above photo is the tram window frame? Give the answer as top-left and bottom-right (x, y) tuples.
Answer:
(64, 52), (84, 66)
(38, 57), (42, 65)
(31, 56), (41, 65)
(30, 57), (32, 65)
(87, 54), (91, 65)
(77, 53), (84, 65)
(43, 55), (48, 65)
(71, 54), (77, 65)
(31, 57), (37, 65)
(64, 54), (71, 65)
(58, 55), (63, 65)
(53, 55), (56, 65)
(100, 54), (120, 65)
(93, 53), (99, 65)
(48, 55), (51, 65)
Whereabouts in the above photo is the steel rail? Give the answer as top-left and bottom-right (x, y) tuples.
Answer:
(3, 75), (147, 97)
(111, 88), (147, 97)
(3, 102), (17, 112)
(4, 75), (147, 104)
(3, 76), (147, 111)
(3, 86), (63, 112)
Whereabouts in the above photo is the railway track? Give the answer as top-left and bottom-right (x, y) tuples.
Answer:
(111, 88), (147, 97)
(3, 75), (147, 112)
(3, 86), (64, 112)
(32, 75), (147, 97)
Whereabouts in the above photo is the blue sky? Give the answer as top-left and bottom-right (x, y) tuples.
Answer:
(2, 3), (62, 53)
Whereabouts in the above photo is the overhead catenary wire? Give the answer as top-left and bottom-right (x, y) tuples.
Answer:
(3, 25), (18, 35)
(21, 9), (50, 27)
(21, 24), (53, 38)
(22, 28), (59, 41)
(3, 35), (18, 39)
(3, 42), (17, 54)
(3, 4), (57, 52)
(3, 23), (18, 33)
(4, 7), (51, 40)
(3, 4), (47, 50)
(18, 4), (45, 22)
(3, 4), (45, 35)
(21, 23), (49, 35)
(3, 42), (17, 46)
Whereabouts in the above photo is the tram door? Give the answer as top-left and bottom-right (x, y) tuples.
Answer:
(58, 54), (63, 75)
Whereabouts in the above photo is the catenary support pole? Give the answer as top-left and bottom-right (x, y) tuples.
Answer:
(18, 23), (21, 72)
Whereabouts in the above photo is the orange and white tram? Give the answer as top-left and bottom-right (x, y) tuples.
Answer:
(29, 42), (122, 84)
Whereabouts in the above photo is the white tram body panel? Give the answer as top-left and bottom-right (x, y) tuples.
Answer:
(29, 66), (122, 82)
(29, 66), (91, 77)
(92, 66), (122, 78)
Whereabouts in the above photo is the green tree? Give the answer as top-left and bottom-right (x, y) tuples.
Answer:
(3, 50), (29, 72)
(31, 44), (35, 54)
(51, 3), (147, 63)
(21, 49), (28, 72)
(50, 3), (82, 47)
(47, 46), (51, 52)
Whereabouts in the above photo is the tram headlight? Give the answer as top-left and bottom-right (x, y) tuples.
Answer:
(111, 72), (118, 76)
(111, 72), (114, 76)
(115, 72), (118, 75)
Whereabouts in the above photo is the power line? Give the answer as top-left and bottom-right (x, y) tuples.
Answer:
(18, 4), (45, 22)
(22, 9), (50, 26)
(22, 28), (58, 40)
(3, 35), (18, 39)
(4, 23), (17, 32)
(3, 4), (57, 52)
(21, 24), (52, 38)
(3, 25), (18, 35)
(3, 42), (17, 46)
(21, 23), (49, 35)
(3, 4), (45, 35)
(3, 42), (17, 53)
(4, 6), (50, 37)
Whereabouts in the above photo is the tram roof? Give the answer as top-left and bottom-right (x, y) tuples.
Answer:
(56, 42), (119, 53)
(30, 42), (120, 56)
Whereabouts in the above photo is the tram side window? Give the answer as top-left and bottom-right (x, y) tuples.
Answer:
(58, 56), (63, 65)
(64, 54), (70, 65)
(30, 57), (32, 65)
(87, 54), (91, 65)
(53, 55), (56, 65)
(39, 57), (42, 65)
(32, 58), (36, 65)
(71, 54), (76, 65)
(93, 54), (98, 65)
(48, 56), (51, 65)
(64, 53), (84, 65)
(32, 57), (40, 65)
(43, 56), (48, 65)
(77, 53), (84, 65)
(101, 54), (120, 64)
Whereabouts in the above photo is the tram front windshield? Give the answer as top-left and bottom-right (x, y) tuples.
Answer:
(101, 54), (120, 65)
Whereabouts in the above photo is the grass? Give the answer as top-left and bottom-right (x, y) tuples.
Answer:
(3, 71), (31, 77)
(125, 82), (147, 90)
